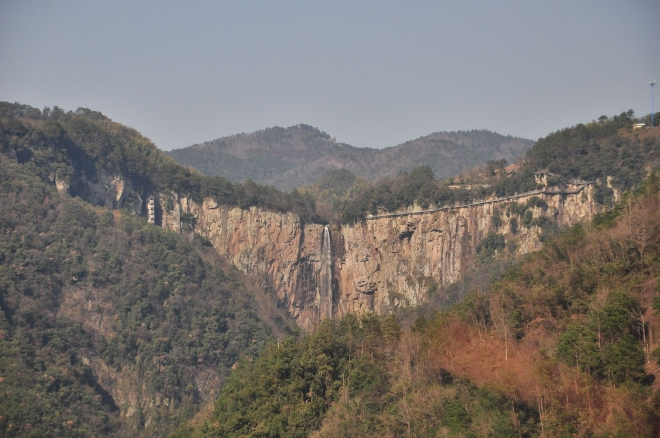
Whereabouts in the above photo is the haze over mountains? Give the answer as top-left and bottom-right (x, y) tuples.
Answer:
(167, 125), (533, 190)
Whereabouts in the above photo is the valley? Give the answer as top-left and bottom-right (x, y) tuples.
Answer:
(1, 102), (659, 436)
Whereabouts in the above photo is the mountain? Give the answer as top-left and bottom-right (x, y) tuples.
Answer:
(166, 125), (533, 190)
(181, 171), (660, 437)
(157, 112), (658, 332)
(0, 103), (299, 436)
(2, 101), (659, 436)
(174, 112), (660, 437)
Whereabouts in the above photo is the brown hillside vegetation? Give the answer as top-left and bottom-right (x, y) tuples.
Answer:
(184, 170), (660, 438)
(323, 171), (660, 436)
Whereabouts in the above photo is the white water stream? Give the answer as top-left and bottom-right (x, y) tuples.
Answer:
(319, 226), (333, 320)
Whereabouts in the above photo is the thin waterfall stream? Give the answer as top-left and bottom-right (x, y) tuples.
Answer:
(319, 226), (333, 320)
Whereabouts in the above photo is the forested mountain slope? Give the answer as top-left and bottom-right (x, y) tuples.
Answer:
(0, 103), (318, 222)
(0, 104), (299, 436)
(167, 125), (532, 190)
(181, 170), (660, 438)
(2, 101), (658, 436)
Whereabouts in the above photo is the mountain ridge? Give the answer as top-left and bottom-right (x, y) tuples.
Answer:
(167, 125), (533, 190)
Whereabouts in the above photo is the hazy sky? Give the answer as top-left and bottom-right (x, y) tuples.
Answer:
(1, 1), (659, 150)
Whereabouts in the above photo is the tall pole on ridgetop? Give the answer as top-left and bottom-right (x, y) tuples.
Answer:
(651, 80), (656, 127)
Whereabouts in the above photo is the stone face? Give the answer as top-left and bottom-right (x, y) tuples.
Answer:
(67, 170), (600, 331)
(61, 169), (601, 424)
(55, 175), (70, 195)
(85, 170), (129, 209)
(74, 170), (143, 214)
(160, 186), (598, 331)
(162, 201), (327, 328)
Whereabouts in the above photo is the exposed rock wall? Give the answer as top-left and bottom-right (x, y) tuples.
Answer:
(335, 187), (596, 316)
(161, 198), (327, 328)
(83, 170), (143, 214)
(64, 170), (599, 423)
(161, 186), (598, 330)
(66, 169), (598, 331)
(56, 168), (143, 214)
(65, 172), (597, 329)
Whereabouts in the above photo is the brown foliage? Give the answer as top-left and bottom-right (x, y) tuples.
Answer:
(381, 176), (660, 435)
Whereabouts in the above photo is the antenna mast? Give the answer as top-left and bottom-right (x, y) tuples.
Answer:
(651, 80), (657, 127)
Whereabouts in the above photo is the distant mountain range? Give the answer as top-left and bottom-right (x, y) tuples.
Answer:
(167, 125), (534, 190)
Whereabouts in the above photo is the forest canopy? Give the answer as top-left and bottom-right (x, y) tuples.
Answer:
(0, 102), (319, 222)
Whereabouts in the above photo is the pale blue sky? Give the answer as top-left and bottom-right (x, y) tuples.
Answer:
(1, 1), (658, 150)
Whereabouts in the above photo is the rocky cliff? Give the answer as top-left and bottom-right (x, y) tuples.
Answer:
(156, 183), (597, 330)
(334, 186), (595, 317)
(59, 168), (597, 331)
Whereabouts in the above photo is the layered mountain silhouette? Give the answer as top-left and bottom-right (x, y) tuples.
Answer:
(167, 125), (533, 190)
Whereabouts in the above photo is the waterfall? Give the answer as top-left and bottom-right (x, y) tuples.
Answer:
(319, 226), (333, 320)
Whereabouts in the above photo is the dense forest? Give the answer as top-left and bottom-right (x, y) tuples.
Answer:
(0, 103), (318, 222)
(2, 102), (660, 437)
(180, 169), (660, 437)
(0, 151), (297, 435)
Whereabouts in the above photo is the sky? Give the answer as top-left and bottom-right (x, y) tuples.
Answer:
(1, 1), (659, 151)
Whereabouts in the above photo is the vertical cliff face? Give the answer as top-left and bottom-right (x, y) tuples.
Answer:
(335, 187), (596, 316)
(160, 185), (598, 330)
(68, 169), (598, 331)
(61, 169), (598, 331)
(55, 168), (144, 214)
(161, 198), (328, 328)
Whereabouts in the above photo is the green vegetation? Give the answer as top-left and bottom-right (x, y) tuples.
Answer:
(167, 125), (533, 191)
(0, 102), (318, 221)
(183, 170), (660, 437)
(0, 156), (280, 436)
(3, 101), (660, 436)
(491, 110), (659, 201)
(476, 231), (506, 260)
(556, 291), (646, 385)
(525, 111), (649, 188)
(445, 171), (660, 435)
(179, 315), (539, 438)
(5, 103), (655, 229)
(168, 125), (357, 191)
(332, 165), (450, 223)
(318, 111), (659, 224)
(314, 168), (358, 197)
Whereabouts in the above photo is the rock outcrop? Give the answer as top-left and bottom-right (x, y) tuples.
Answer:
(81, 170), (143, 213)
(68, 169), (598, 331)
(159, 184), (598, 330)
(162, 198), (327, 329)
(56, 168), (144, 214)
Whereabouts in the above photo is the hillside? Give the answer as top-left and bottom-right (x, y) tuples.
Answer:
(322, 110), (660, 224)
(166, 125), (533, 190)
(150, 111), (660, 331)
(0, 103), (318, 222)
(180, 169), (660, 438)
(2, 102), (659, 436)
(0, 103), (299, 436)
